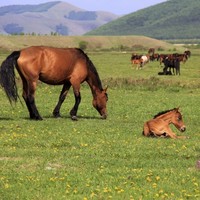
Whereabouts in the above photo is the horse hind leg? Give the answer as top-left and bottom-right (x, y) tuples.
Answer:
(22, 80), (42, 120)
(53, 82), (71, 118)
(143, 122), (151, 137)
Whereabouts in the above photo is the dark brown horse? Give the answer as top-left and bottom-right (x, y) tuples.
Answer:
(148, 48), (155, 55)
(184, 50), (191, 58)
(0, 46), (108, 120)
(143, 107), (186, 139)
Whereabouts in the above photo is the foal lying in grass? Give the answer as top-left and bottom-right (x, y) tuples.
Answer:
(143, 107), (187, 139)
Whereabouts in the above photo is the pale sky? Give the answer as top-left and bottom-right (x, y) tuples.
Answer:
(0, 0), (167, 15)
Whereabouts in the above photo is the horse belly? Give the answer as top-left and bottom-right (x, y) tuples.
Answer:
(40, 64), (71, 85)
(39, 73), (69, 85)
(39, 62), (88, 85)
(39, 54), (74, 84)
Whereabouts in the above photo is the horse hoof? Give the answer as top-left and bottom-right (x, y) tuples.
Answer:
(71, 116), (78, 121)
(30, 116), (43, 120)
(37, 117), (43, 121)
(53, 113), (61, 118)
(101, 114), (107, 119)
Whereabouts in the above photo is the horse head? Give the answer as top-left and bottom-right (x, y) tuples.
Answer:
(172, 107), (186, 132)
(93, 86), (108, 119)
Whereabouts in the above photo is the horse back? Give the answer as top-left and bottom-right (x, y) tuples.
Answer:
(17, 46), (88, 85)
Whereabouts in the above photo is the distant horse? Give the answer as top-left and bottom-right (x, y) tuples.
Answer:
(131, 54), (142, 69)
(143, 107), (186, 139)
(173, 53), (188, 64)
(162, 57), (180, 75)
(184, 50), (191, 58)
(131, 54), (149, 70)
(0, 46), (108, 120)
(150, 53), (160, 61)
(148, 48), (155, 55)
(140, 55), (150, 68)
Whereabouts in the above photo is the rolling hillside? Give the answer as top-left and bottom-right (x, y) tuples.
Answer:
(0, 35), (181, 52)
(86, 0), (200, 39)
(0, 1), (119, 35)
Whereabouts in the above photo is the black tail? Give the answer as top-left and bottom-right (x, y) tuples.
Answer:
(0, 51), (20, 104)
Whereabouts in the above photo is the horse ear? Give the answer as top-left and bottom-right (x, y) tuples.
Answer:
(176, 106), (181, 112)
(104, 86), (108, 92)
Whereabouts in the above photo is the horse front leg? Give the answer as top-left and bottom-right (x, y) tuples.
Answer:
(53, 82), (71, 118)
(70, 86), (81, 120)
(176, 65), (180, 75)
(140, 61), (144, 69)
(164, 127), (180, 139)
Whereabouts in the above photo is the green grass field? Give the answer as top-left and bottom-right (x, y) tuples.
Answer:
(0, 42), (200, 199)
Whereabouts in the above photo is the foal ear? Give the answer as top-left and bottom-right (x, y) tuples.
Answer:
(104, 86), (108, 92)
(176, 106), (181, 112)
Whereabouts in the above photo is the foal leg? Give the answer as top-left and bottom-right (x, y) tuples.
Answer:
(164, 127), (180, 139)
(166, 127), (187, 139)
(53, 82), (71, 118)
(70, 85), (81, 120)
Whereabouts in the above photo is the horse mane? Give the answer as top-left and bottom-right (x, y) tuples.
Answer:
(153, 108), (177, 119)
(77, 48), (103, 90)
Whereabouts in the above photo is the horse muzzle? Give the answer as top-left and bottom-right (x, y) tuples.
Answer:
(180, 126), (186, 132)
(101, 114), (107, 119)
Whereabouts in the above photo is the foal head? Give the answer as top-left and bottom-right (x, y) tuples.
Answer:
(171, 108), (186, 132)
(93, 87), (108, 119)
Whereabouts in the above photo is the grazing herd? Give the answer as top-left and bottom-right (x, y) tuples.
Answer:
(131, 48), (191, 75)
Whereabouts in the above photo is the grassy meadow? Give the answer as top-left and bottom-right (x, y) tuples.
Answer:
(0, 36), (200, 199)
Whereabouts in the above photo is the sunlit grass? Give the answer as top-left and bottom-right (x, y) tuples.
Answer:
(0, 48), (200, 199)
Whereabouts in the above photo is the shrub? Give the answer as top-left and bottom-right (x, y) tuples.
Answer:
(79, 40), (88, 50)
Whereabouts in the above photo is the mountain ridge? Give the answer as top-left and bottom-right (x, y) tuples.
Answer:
(0, 1), (119, 35)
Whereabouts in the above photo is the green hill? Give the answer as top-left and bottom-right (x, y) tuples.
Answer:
(0, 35), (181, 52)
(86, 0), (200, 39)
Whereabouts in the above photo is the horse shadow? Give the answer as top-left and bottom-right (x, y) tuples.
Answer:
(42, 114), (101, 120)
(0, 117), (13, 121)
(0, 114), (101, 121)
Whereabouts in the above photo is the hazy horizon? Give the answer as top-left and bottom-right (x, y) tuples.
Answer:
(0, 0), (167, 15)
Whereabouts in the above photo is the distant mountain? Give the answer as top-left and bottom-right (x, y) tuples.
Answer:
(86, 0), (200, 39)
(0, 1), (119, 35)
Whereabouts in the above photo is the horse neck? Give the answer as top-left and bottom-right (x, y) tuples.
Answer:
(156, 111), (174, 123)
(87, 70), (103, 98)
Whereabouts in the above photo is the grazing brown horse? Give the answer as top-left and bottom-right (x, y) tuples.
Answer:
(143, 107), (186, 139)
(0, 46), (108, 120)
(148, 48), (155, 55)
